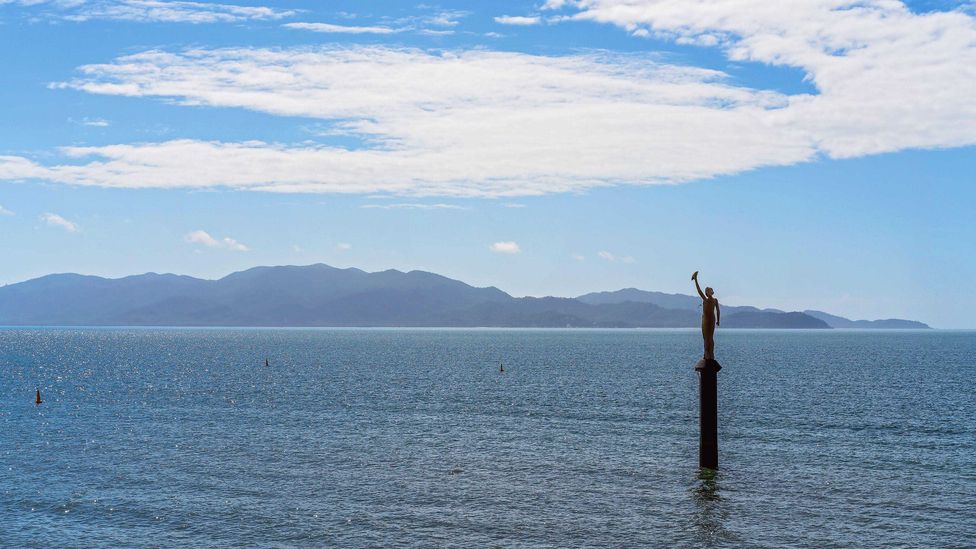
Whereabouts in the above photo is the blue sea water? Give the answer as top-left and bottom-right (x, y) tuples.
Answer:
(1, 328), (973, 547)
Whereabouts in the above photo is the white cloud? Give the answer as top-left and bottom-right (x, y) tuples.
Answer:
(503, 203), (526, 208)
(418, 28), (454, 36)
(598, 250), (634, 263)
(292, 244), (303, 253)
(284, 22), (397, 34)
(184, 229), (219, 246)
(546, 0), (976, 158)
(407, 9), (468, 28)
(222, 238), (248, 251)
(72, 117), (110, 127)
(490, 241), (521, 254)
(3, 2), (975, 197)
(336, 242), (352, 251)
(494, 15), (541, 26)
(0, 204), (14, 216)
(361, 203), (466, 210)
(285, 8), (468, 36)
(9, 47), (807, 196)
(184, 229), (249, 251)
(40, 212), (79, 232)
(92, 0), (293, 23)
(571, 253), (585, 261)
(12, 0), (296, 23)
(0, 0), (84, 5)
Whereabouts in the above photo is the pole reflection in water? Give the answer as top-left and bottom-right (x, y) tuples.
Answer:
(689, 467), (739, 546)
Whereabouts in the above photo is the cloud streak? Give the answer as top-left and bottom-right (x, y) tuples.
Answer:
(1, 2), (974, 197)
(598, 250), (635, 263)
(494, 15), (541, 26)
(360, 203), (467, 210)
(184, 229), (249, 251)
(545, 0), (976, 158)
(284, 22), (397, 34)
(40, 212), (80, 232)
(6, 47), (808, 196)
(490, 241), (522, 254)
(72, 117), (110, 127)
(7, 0), (296, 23)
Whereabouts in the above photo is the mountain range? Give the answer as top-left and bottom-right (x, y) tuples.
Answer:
(0, 264), (929, 329)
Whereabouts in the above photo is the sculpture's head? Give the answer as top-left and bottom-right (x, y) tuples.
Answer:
(705, 287), (714, 297)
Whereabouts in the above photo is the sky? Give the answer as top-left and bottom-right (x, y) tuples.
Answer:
(0, 0), (974, 327)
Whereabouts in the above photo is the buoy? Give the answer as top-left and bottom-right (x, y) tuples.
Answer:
(499, 362), (504, 373)
(265, 358), (270, 367)
(35, 388), (42, 405)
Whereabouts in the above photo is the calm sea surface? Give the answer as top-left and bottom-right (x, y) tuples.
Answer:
(1, 328), (973, 547)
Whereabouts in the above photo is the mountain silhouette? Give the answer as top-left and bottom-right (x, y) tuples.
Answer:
(0, 264), (927, 328)
(802, 310), (929, 329)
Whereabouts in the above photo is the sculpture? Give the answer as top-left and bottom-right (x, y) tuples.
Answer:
(692, 271), (720, 360)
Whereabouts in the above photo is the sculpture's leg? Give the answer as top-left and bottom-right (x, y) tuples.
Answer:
(703, 323), (715, 360)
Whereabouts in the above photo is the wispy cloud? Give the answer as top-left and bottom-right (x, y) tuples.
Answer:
(3, 2), (975, 197)
(13, 0), (297, 23)
(284, 22), (397, 34)
(21, 47), (802, 196)
(503, 203), (526, 208)
(62, 0), (297, 23)
(401, 8), (468, 28)
(336, 242), (352, 251)
(418, 28), (454, 36)
(545, 0), (976, 159)
(40, 212), (79, 232)
(598, 251), (634, 263)
(184, 229), (249, 251)
(0, 204), (14, 216)
(494, 15), (541, 26)
(71, 117), (110, 127)
(287, 7), (468, 36)
(361, 203), (467, 210)
(282, 5), (468, 36)
(490, 241), (521, 254)
(571, 253), (585, 261)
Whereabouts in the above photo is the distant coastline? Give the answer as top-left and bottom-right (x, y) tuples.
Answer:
(0, 264), (930, 329)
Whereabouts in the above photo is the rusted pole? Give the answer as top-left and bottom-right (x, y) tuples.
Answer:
(694, 358), (721, 469)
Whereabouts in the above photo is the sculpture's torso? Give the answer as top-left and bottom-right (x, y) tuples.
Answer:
(702, 297), (716, 324)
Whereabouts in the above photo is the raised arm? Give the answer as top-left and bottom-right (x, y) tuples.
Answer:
(716, 300), (720, 327)
(692, 271), (706, 300)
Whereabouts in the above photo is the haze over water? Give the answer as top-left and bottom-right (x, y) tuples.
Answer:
(2, 328), (974, 547)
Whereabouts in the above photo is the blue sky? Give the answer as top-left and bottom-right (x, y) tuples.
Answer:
(0, 0), (974, 327)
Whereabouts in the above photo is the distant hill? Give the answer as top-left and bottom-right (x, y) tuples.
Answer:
(723, 311), (829, 329)
(578, 287), (928, 329)
(803, 310), (930, 329)
(0, 264), (925, 328)
(577, 287), (784, 316)
(577, 288), (702, 310)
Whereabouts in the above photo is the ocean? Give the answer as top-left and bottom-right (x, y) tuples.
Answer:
(1, 328), (973, 547)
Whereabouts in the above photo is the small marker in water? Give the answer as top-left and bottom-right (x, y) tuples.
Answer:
(500, 362), (504, 373)
(35, 388), (42, 405)
(265, 357), (270, 367)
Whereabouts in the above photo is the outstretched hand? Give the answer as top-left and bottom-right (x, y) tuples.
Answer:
(691, 271), (699, 280)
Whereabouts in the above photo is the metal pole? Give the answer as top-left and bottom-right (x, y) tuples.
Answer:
(694, 358), (721, 469)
